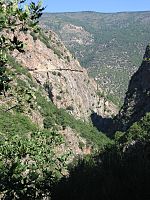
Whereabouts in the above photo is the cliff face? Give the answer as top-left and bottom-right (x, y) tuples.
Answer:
(113, 45), (150, 132)
(12, 30), (118, 121)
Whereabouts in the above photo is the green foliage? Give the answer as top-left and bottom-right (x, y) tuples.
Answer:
(0, 109), (37, 135)
(0, 128), (66, 199)
(0, 44), (11, 95)
(56, 95), (62, 100)
(36, 92), (111, 148)
(38, 30), (66, 59)
(115, 112), (150, 144)
(14, 86), (36, 112)
(53, 48), (63, 59)
(38, 30), (52, 49)
(43, 116), (56, 129)
(0, 0), (44, 95)
(30, 31), (38, 41)
(96, 91), (104, 98)
(78, 141), (85, 150)
(0, 79), (70, 199)
(114, 131), (124, 142)
(7, 54), (32, 79)
(106, 94), (122, 107)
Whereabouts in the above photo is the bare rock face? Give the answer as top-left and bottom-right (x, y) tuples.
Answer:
(13, 30), (118, 121)
(113, 45), (150, 132)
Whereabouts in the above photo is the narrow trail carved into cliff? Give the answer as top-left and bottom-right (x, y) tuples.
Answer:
(31, 68), (84, 73)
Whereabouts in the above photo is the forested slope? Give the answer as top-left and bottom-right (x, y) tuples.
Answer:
(40, 11), (150, 105)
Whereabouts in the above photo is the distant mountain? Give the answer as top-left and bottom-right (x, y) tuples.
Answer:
(40, 11), (150, 106)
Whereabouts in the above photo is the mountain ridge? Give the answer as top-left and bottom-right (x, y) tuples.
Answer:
(40, 11), (150, 105)
(43, 10), (150, 14)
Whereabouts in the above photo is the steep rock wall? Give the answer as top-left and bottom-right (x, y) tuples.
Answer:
(113, 45), (150, 132)
(12, 30), (118, 121)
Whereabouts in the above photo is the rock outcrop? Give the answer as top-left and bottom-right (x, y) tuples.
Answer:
(12, 30), (118, 121)
(113, 45), (150, 132)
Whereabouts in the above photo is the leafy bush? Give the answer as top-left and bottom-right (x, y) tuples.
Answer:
(0, 129), (66, 199)
(43, 116), (56, 129)
(31, 31), (38, 41)
(7, 55), (32, 79)
(53, 48), (62, 59)
(115, 112), (150, 144)
(56, 95), (62, 100)
(38, 30), (52, 49)
(0, 110), (37, 135)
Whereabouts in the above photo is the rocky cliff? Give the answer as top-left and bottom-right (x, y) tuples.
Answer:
(113, 45), (150, 132)
(12, 29), (118, 121)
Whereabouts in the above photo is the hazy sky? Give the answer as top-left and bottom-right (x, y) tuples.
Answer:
(26, 0), (150, 13)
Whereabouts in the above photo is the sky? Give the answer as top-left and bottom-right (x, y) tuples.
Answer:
(26, 0), (150, 13)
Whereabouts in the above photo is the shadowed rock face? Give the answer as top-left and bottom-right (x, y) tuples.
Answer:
(113, 45), (150, 132)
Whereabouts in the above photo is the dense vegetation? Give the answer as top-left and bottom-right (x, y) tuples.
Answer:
(40, 11), (150, 106)
(0, 111), (66, 199)
(52, 113), (150, 200)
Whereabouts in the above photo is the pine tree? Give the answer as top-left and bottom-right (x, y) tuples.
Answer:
(0, 0), (44, 95)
